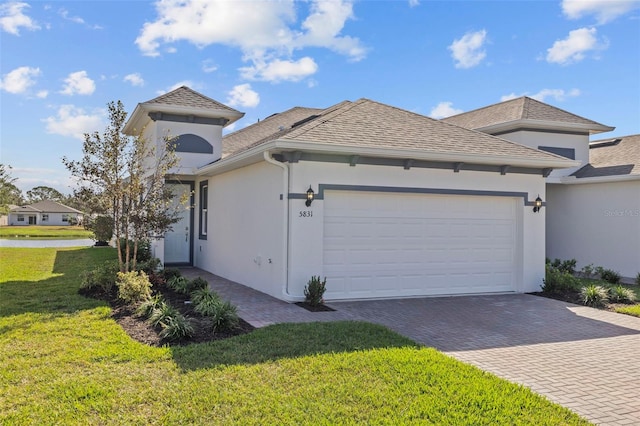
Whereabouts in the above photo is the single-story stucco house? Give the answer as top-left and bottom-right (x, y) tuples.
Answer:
(123, 87), (637, 302)
(443, 98), (639, 280)
(8, 200), (83, 226)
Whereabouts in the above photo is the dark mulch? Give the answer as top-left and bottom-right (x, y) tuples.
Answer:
(80, 285), (254, 347)
(295, 302), (336, 312)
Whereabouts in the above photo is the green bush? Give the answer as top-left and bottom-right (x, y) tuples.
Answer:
(159, 313), (194, 342)
(92, 215), (114, 243)
(304, 276), (327, 306)
(136, 294), (165, 318)
(118, 239), (152, 264)
(601, 269), (621, 284)
(167, 276), (190, 294)
(191, 288), (220, 306)
(148, 301), (179, 327)
(116, 271), (152, 304)
(636, 272), (640, 286)
(80, 260), (119, 294)
(188, 277), (209, 293)
(608, 285), (636, 303)
(136, 257), (162, 275)
(210, 300), (239, 333)
(542, 265), (580, 294)
(580, 284), (609, 307)
(193, 291), (223, 316)
(162, 268), (182, 280)
(580, 263), (595, 278)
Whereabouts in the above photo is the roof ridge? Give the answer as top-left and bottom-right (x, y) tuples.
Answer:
(447, 96), (526, 120)
(223, 106), (322, 140)
(521, 96), (602, 125)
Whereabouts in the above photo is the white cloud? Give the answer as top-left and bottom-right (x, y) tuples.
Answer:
(59, 7), (103, 29)
(240, 57), (318, 82)
(124, 73), (144, 87)
(43, 105), (105, 140)
(60, 71), (96, 95)
(0, 66), (41, 94)
(501, 88), (581, 102)
(429, 101), (463, 119)
(546, 27), (607, 65)
(562, 0), (640, 24)
(36, 90), (48, 99)
(409, 0), (420, 7)
(202, 59), (218, 73)
(135, 0), (364, 82)
(0, 1), (40, 35)
(226, 84), (260, 108)
(448, 29), (487, 69)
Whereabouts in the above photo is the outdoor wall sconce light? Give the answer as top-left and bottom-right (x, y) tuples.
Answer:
(533, 195), (543, 213)
(306, 186), (315, 207)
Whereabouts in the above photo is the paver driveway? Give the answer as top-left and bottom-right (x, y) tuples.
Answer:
(182, 268), (640, 426)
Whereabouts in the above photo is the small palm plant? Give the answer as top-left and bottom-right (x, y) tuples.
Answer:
(580, 284), (609, 308)
(304, 276), (327, 306)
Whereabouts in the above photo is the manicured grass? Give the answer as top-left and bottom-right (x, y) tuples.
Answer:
(0, 248), (590, 425)
(0, 225), (93, 239)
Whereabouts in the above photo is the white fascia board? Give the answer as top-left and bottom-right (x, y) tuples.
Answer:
(477, 119), (615, 135)
(275, 139), (580, 169)
(551, 174), (640, 185)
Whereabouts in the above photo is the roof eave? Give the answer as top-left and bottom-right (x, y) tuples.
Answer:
(123, 103), (245, 135)
(476, 119), (615, 136)
(551, 173), (640, 184)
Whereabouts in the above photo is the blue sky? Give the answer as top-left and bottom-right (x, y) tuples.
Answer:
(1, 0), (639, 195)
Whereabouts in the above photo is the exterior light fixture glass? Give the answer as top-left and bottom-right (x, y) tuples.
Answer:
(306, 186), (315, 207)
(533, 195), (543, 213)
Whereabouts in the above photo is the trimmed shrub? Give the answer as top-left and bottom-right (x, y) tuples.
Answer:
(116, 271), (152, 304)
(167, 276), (190, 294)
(542, 265), (580, 294)
(188, 277), (209, 293)
(136, 258), (162, 275)
(210, 300), (239, 333)
(162, 268), (182, 280)
(601, 269), (622, 284)
(136, 294), (165, 318)
(304, 276), (327, 306)
(148, 301), (179, 327)
(580, 284), (609, 307)
(609, 285), (636, 304)
(159, 314), (194, 342)
(80, 260), (119, 295)
(191, 288), (220, 306)
(93, 215), (113, 244)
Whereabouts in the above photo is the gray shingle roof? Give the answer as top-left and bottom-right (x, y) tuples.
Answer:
(222, 106), (324, 157)
(226, 98), (568, 162)
(573, 134), (640, 178)
(443, 96), (610, 132)
(143, 86), (241, 114)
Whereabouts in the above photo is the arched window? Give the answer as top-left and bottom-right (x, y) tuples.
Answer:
(174, 134), (213, 154)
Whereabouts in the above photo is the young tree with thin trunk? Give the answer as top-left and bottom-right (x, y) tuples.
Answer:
(63, 100), (184, 272)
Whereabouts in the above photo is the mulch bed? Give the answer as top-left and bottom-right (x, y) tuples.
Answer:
(295, 302), (336, 312)
(80, 286), (255, 347)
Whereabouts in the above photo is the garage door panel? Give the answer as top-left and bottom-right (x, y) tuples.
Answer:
(323, 191), (518, 299)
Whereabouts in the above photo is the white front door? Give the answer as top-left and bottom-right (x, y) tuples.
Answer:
(165, 183), (192, 264)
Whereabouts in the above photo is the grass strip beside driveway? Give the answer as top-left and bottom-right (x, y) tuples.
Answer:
(0, 247), (590, 425)
(0, 225), (93, 239)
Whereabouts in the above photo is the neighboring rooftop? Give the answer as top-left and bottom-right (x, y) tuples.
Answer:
(443, 96), (613, 135)
(224, 98), (571, 163)
(573, 134), (640, 178)
(10, 200), (82, 214)
(143, 86), (242, 115)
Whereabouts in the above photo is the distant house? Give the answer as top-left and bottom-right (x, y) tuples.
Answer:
(8, 200), (83, 226)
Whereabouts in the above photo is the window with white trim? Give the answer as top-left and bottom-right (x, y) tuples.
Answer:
(42, 214), (49, 221)
(199, 181), (208, 240)
(17, 214), (24, 222)
(62, 214), (69, 222)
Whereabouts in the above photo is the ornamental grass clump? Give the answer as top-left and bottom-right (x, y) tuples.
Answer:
(135, 294), (165, 318)
(193, 290), (222, 316)
(608, 285), (636, 304)
(580, 284), (609, 308)
(158, 313), (194, 342)
(304, 276), (327, 306)
(148, 301), (180, 327)
(167, 276), (190, 294)
(116, 271), (152, 304)
(209, 300), (239, 333)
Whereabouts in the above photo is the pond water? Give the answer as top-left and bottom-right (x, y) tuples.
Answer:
(0, 239), (96, 248)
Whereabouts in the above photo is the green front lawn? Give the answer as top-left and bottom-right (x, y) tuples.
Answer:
(0, 225), (93, 239)
(0, 247), (589, 424)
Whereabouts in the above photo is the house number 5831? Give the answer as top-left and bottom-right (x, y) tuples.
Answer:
(299, 210), (313, 218)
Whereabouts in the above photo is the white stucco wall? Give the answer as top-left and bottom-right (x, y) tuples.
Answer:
(195, 161), (286, 299)
(498, 131), (588, 178)
(547, 180), (640, 278)
(142, 120), (223, 175)
(286, 161), (547, 300)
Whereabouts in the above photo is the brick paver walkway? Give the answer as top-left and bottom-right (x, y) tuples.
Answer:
(181, 268), (640, 426)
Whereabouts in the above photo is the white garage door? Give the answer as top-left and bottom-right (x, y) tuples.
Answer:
(323, 190), (518, 300)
